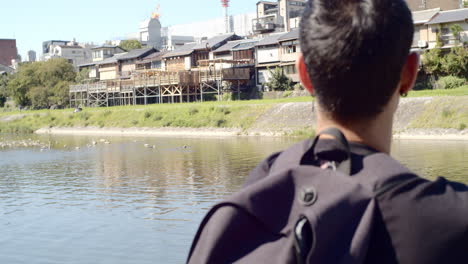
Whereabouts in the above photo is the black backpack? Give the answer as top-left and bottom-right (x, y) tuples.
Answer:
(187, 128), (416, 264)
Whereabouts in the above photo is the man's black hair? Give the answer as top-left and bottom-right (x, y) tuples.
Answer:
(299, 0), (414, 121)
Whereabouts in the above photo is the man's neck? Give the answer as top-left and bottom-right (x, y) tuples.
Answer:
(315, 108), (394, 154)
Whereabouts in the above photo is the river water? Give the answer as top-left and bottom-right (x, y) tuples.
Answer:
(0, 135), (467, 263)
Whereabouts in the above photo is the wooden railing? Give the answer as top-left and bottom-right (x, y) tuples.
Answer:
(70, 67), (253, 93)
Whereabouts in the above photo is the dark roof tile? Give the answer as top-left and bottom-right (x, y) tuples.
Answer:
(427, 8), (468, 25)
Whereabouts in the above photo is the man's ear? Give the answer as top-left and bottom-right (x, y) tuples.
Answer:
(399, 52), (419, 95)
(296, 54), (314, 95)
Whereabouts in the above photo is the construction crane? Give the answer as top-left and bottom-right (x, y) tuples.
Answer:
(221, 0), (229, 33)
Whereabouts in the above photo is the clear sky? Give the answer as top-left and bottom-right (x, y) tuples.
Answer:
(1, 0), (257, 59)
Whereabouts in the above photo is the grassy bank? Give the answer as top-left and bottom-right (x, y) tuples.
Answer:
(0, 97), (313, 134)
(1, 88), (467, 135)
(409, 97), (468, 130)
(407, 85), (468, 97)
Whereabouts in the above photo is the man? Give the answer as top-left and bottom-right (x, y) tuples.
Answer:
(188, 0), (468, 263)
(294, 0), (468, 262)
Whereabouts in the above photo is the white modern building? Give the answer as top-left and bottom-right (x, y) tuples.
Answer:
(42, 41), (96, 67)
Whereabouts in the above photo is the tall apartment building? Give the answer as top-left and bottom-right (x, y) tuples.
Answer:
(253, 0), (307, 34)
(0, 39), (18, 66)
(405, 0), (463, 11)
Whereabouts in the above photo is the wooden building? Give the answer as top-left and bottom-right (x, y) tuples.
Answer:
(136, 51), (168, 71)
(426, 8), (468, 48)
(255, 32), (284, 86)
(163, 34), (241, 71)
(213, 39), (258, 69)
(117, 47), (157, 78)
(278, 28), (300, 82)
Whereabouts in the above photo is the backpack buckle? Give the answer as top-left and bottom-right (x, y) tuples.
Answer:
(321, 161), (337, 171)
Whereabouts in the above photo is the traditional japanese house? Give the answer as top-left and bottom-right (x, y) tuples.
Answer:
(95, 53), (128, 81)
(116, 47), (158, 78)
(412, 8), (441, 49)
(91, 45), (125, 62)
(255, 32), (284, 85)
(163, 34), (240, 71)
(212, 39), (258, 69)
(426, 8), (468, 49)
(278, 28), (300, 82)
(162, 43), (197, 72)
(136, 51), (168, 71)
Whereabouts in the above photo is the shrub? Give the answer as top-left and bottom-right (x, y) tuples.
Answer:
(283, 91), (293, 98)
(77, 112), (91, 121)
(217, 107), (231, 115)
(459, 123), (467, 130)
(265, 67), (294, 91)
(436, 76), (466, 90)
(423, 47), (468, 78)
(215, 119), (226, 127)
(222, 92), (232, 101)
(143, 111), (152, 119)
(188, 107), (199, 115)
(294, 83), (304, 91)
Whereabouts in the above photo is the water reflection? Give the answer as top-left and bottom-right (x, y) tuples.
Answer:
(0, 135), (466, 264)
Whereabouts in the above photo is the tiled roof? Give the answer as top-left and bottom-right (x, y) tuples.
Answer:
(137, 51), (169, 63)
(164, 34), (238, 58)
(91, 44), (119, 50)
(94, 53), (128, 65)
(255, 32), (286, 46)
(117, 47), (156, 61)
(214, 40), (245, 53)
(278, 29), (299, 41)
(232, 40), (258, 51)
(194, 33), (237, 50)
(163, 43), (197, 58)
(215, 38), (259, 53)
(412, 8), (440, 24)
(427, 8), (468, 25)
(77, 62), (97, 68)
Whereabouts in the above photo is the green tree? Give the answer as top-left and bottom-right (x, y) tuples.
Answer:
(7, 58), (76, 109)
(76, 68), (91, 83)
(423, 47), (468, 79)
(265, 67), (294, 91)
(119, 40), (142, 51)
(28, 86), (50, 109)
(0, 74), (10, 107)
(49, 81), (71, 107)
(450, 24), (463, 44)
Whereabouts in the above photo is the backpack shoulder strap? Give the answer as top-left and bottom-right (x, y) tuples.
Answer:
(271, 127), (355, 175)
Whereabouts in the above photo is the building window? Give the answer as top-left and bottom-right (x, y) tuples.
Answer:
(283, 65), (296, 75)
(283, 45), (297, 54)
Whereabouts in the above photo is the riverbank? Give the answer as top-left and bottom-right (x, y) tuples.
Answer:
(34, 127), (468, 140)
(1, 92), (468, 140)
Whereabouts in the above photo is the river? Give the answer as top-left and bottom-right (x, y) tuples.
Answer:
(0, 135), (467, 264)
